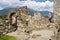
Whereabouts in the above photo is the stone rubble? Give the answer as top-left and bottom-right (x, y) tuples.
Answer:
(5, 6), (59, 40)
(0, 0), (60, 40)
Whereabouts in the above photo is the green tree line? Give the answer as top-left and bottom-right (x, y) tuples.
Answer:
(0, 15), (7, 19)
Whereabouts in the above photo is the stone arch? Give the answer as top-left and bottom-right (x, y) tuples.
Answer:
(7, 10), (17, 24)
(7, 10), (18, 31)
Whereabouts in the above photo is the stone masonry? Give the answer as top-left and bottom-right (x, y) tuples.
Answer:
(0, 0), (60, 40)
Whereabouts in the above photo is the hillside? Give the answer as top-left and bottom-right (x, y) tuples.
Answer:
(0, 7), (53, 16)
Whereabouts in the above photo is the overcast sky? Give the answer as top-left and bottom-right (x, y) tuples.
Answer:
(0, 0), (54, 12)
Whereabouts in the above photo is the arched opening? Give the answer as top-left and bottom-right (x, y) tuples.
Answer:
(10, 12), (15, 24)
(9, 12), (18, 31)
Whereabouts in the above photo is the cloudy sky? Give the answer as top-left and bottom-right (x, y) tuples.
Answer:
(0, 0), (54, 12)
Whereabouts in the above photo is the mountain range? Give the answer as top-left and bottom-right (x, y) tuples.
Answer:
(0, 7), (53, 16)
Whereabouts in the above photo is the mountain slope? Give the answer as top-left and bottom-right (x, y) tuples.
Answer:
(0, 8), (18, 15)
(0, 8), (53, 16)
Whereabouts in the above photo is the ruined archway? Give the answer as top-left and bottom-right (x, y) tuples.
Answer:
(7, 10), (18, 31)
(8, 10), (17, 24)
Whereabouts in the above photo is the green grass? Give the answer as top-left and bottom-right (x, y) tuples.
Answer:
(0, 34), (17, 40)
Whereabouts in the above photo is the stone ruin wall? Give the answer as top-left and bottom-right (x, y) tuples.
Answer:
(5, 6), (57, 35)
(0, 0), (60, 40)
(4, 6), (59, 40)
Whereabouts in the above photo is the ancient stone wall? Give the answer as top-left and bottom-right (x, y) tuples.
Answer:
(6, 6), (55, 33)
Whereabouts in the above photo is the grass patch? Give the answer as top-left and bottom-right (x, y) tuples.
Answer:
(0, 34), (17, 40)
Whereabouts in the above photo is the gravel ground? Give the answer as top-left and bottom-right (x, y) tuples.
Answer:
(7, 29), (58, 40)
